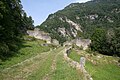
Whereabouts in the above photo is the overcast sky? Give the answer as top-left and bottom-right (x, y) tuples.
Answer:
(21, 0), (91, 26)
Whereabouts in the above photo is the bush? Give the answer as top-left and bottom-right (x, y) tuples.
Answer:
(86, 48), (93, 54)
(118, 59), (120, 63)
(24, 36), (36, 41)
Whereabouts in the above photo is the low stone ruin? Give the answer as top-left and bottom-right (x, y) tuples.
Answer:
(63, 38), (91, 50)
(64, 47), (93, 80)
(27, 28), (51, 44)
(52, 39), (59, 46)
(75, 38), (91, 50)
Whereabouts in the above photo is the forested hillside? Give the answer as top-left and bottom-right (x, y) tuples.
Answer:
(0, 0), (34, 60)
(0, 0), (120, 80)
(38, 0), (120, 56)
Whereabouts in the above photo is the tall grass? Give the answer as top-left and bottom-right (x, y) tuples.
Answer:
(68, 49), (120, 80)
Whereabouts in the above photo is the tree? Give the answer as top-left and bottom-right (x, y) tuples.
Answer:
(107, 28), (120, 56)
(90, 28), (109, 54)
(22, 12), (34, 30)
(0, 0), (34, 60)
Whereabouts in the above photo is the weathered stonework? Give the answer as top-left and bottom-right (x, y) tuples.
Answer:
(52, 39), (59, 46)
(63, 38), (91, 50)
(64, 47), (93, 80)
(75, 38), (91, 50)
(27, 28), (51, 44)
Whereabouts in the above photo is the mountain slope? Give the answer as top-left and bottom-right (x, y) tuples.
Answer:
(38, 0), (120, 44)
(38, 0), (120, 56)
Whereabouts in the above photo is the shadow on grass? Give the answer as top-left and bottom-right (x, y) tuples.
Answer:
(0, 40), (32, 62)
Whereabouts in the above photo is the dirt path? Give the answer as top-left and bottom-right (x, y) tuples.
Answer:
(42, 49), (64, 80)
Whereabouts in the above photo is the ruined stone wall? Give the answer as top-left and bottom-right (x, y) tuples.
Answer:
(75, 38), (91, 50)
(27, 28), (51, 44)
(64, 47), (93, 80)
(63, 38), (91, 50)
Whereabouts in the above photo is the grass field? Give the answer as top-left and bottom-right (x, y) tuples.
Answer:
(50, 49), (84, 80)
(26, 47), (84, 80)
(0, 40), (52, 70)
(68, 49), (120, 80)
(0, 40), (84, 80)
(1, 39), (119, 80)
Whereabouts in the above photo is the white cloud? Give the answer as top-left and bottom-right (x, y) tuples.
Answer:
(75, 0), (91, 3)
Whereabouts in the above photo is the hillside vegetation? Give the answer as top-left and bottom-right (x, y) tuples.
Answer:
(38, 0), (120, 56)
(0, 40), (84, 80)
(0, 0), (120, 80)
(68, 49), (120, 80)
(0, 0), (34, 60)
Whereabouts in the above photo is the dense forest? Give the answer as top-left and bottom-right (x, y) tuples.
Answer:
(0, 0), (34, 60)
(38, 0), (120, 56)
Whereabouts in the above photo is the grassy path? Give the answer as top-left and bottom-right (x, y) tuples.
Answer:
(1, 51), (50, 80)
(27, 47), (64, 80)
(42, 48), (63, 80)
(28, 47), (84, 80)
(0, 47), (84, 80)
(50, 48), (84, 80)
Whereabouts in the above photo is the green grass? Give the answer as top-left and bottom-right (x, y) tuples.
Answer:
(68, 50), (81, 62)
(85, 59), (120, 80)
(0, 40), (52, 70)
(28, 47), (84, 80)
(68, 49), (120, 80)
(28, 47), (64, 80)
(1, 39), (119, 80)
(0, 40), (84, 80)
(50, 51), (84, 80)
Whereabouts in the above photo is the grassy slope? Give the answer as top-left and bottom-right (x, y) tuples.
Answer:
(0, 40), (51, 70)
(68, 50), (81, 62)
(50, 49), (84, 80)
(28, 47), (64, 80)
(0, 40), (84, 80)
(68, 49), (120, 80)
(28, 47), (84, 80)
(86, 61), (120, 80)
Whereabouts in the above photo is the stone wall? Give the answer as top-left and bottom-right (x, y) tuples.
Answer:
(75, 38), (91, 50)
(52, 39), (59, 46)
(64, 47), (93, 80)
(63, 38), (91, 50)
(27, 28), (51, 44)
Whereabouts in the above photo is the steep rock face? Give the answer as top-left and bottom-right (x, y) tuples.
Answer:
(38, 0), (120, 44)
(58, 27), (66, 37)
(65, 18), (82, 32)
